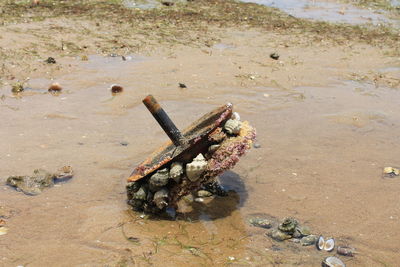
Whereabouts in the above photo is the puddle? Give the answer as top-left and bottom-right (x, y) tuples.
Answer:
(241, 0), (399, 26)
(1, 51), (400, 266)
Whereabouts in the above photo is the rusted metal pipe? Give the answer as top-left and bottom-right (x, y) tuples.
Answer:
(143, 95), (184, 147)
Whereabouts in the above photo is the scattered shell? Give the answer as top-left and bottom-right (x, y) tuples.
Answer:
(278, 217), (298, 234)
(132, 186), (147, 200)
(48, 82), (62, 92)
(249, 218), (272, 229)
(224, 119), (241, 135)
(11, 82), (24, 93)
(149, 168), (169, 190)
(231, 112), (240, 121)
(45, 57), (56, 64)
(269, 229), (292, 241)
(300, 235), (318, 246)
(270, 52), (280, 60)
(169, 162), (183, 183)
(111, 84), (123, 94)
(322, 256), (346, 267)
(0, 226), (8, 236)
(153, 188), (169, 210)
(337, 246), (355, 257)
(197, 190), (212, 197)
(317, 236), (335, 252)
(186, 154), (207, 181)
(383, 167), (399, 177)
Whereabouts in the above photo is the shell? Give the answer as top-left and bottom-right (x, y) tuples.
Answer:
(322, 256), (346, 267)
(337, 246), (355, 257)
(249, 218), (272, 229)
(317, 236), (325, 250)
(224, 119), (241, 135)
(231, 112), (241, 121)
(186, 153), (207, 181)
(132, 186), (147, 200)
(300, 235), (318, 246)
(278, 217), (298, 234)
(149, 168), (169, 189)
(197, 190), (212, 197)
(153, 188), (169, 210)
(208, 144), (220, 153)
(169, 162), (183, 183)
(48, 82), (62, 92)
(383, 167), (400, 176)
(324, 238), (335, 252)
(269, 229), (292, 241)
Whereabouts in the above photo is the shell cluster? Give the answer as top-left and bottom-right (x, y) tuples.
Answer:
(126, 112), (255, 214)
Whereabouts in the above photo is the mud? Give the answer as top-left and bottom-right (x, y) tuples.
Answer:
(0, 1), (399, 266)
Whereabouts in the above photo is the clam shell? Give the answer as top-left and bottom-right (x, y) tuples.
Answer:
(324, 238), (335, 252)
(186, 153), (207, 182)
(321, 256), (346, 267)
(337, 246), (355, 257)
(317, 236), (325, 250)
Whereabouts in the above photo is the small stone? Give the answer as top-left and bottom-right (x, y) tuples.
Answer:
(45, 57), (56, 64)
(178, 83), (187, 88)
(197, 190), (212, 197)
(300, 235), (318, 246)
(194, 197), (204, 203)
(268, 229), (292, 241)
(270, 53), (280, 60)
(253, 143), (261, 148)
(120, 141), (129, 146)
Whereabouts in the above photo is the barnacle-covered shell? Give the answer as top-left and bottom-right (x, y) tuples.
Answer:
(268, 229), (292, 241)
(132, 186), (147, 200)
(153, 188), (169, 210)
(278, 217), (298, 234)
(186, 154), (207, 181)
(149, 168), (169, 189)
(300, 235), (318, 246)
(224, 119), (241, 135)
(169, 162), (183, 183)
(322, 256), (346, 267)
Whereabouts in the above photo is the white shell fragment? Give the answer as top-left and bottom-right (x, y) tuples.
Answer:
(322, 256), (346, 267)
(383, 167), (400, 176)
(186, 153), (207, 181)
(231, 112), (241, 121)
(0, 226), (8, 236)
(169, 162), (183, 183)
(224, 119), (241, 135)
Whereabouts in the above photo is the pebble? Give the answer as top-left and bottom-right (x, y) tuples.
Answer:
(253, 143), (261, 148)
(120, 141), (129, 146)
(300, 235), (318, 246)
(270, 52), (280, 60)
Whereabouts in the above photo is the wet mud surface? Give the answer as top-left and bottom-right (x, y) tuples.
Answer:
(0, 22), (400, 267)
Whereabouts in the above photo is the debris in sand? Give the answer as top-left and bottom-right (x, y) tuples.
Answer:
(383, 166), (399, 177)
(45, 57), (56, 64)
(178, 83), (187, 88)
(270, 52), (280, 60)
(126, 95), (255, 214)
(110, 84), (124, 95)
(11, 82), (24, 94)
(317, 236), (335, 252)
(337, 246), (356, 257)
(249, 217), (272, 229)
(48, 82), (63, 93)
(322, 256), (346, 267)
(6, 166), (74, 195)
(0, 226), (8, 236)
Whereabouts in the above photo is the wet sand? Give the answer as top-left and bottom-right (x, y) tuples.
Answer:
(0, 7), (400, 267)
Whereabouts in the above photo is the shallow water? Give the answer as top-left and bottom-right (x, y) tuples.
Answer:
(1, 46), (400, 266)
(242, 0), (399, 26)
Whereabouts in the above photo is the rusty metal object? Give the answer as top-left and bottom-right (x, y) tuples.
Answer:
(127, 95), (256, 214)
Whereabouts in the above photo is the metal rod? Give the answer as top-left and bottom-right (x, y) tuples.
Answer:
(143, 95), (184, 147)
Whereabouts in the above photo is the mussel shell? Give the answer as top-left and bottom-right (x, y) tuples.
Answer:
(321, 256), (346, 267)
(324, 238), (335, 252)
(317, 236), (325, 250)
